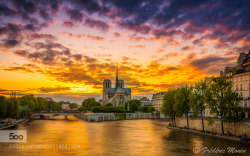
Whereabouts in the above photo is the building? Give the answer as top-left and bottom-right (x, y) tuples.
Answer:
(140, 97), (151, 106)
(102, 66), (131, 107)
(60, 101), (70, 110)
(151, 92), (166, 111)
(223, 50), (250, 118)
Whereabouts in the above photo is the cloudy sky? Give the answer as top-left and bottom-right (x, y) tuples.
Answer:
(0, 0), (249, 103)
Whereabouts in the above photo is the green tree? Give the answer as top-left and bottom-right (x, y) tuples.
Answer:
(161, 89), (177, 126)
(19, 105), (31, 118)
(0, 96), (7, 119)
(36, 97), (47, 112)
(5, 98), (20, 119)
(205, 77), (234, 135)
(138, 106), (148, 112)
(223, 90), (242, 136)
(82, 98), (100, 111)
(78, 106), (86, 112)
(174, 85), (191, 129)
(127, 100), (140, 112)
(106, 103), (113, 107)
(189, 80), (208, 131)
(19, 95), (37, 112)
(148, 106), (155, 113)
(69, 103), (78, 109)
(91, 106), (103, 112)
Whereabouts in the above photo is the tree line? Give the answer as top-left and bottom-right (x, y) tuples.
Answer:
(0, 95), (62, 119)
(161, 77), (242, 135)
(79, 98), (155, 113)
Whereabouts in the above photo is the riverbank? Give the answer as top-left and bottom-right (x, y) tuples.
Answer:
(0, 119), (29, 130)
(167, 126), (250, 144)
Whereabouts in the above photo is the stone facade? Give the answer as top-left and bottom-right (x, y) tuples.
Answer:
(223, 51), (250, 118)
(151, 92), (166, 111)
(102, 67), (131, 107)
(140, 97), (151, 106)
(175, 117), (250, 137)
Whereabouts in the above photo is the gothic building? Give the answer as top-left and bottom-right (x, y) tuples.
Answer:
(102, 67), (131, 107)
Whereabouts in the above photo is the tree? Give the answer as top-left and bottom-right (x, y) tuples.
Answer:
(36, 97), (47, 112)
(127, 100), (140, 112)
(106, 103), (113, 107)
(78, 106), (86, 112)
(19, 105), (31, 118)
(82, 98), (100, 111)
(138, 106), (148, 112)
(162, 89), (177, 126)
(18, 95), (37, 112)
(205, 77), (233, 135)
(0, 96), (7, 119)
(5, 98), (20, 119)
(174, 85), (191, 129)
(223, 90), (242, 136)
(91, 106), (103, 112)
(189, 80), (208, 131)
(148, 106), (155, 113)
(69, 103), (78, 109)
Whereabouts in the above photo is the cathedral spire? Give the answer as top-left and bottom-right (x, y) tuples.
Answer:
(115, 64), (119, 88)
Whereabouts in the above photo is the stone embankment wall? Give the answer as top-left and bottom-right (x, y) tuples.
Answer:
(78, 113), (159, 122)
(174, 117), (250, 136)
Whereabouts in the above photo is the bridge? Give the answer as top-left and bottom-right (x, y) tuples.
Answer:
(31, 113), (80, 120)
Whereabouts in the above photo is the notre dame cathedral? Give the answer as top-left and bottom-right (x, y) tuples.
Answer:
(102, 67), (131, 107)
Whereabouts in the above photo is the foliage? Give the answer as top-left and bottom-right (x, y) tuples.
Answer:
(0, 96), (7, 119)
(36, 97), (47, 112)
(18, 95), (38, 112)
(148, 106), (155, 112)
(223, 90), (242, 135)
(161, 89), (177, 118)
(127, 99), (140, 112)
(174, 85), (191, 117)
(82, 98), (100, 111)
(189, 80), (207, 117)
(106, 103), (113, 107)
(91, 106), (103, 112)
(138, 106), (148, 112)
(91, 106), (125, 113)
(114, 113), (125, 120)
(78, 106), (86, 112)
(69, 103), (78, 109)
(0, 95), (61, 119)
(204, 77), (236, 135)
(19, 105), (31, 118)
(189, 80), (208, 131)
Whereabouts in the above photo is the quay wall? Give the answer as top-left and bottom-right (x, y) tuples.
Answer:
(78, 113), (160, 122)
(174, 117), (250, 136)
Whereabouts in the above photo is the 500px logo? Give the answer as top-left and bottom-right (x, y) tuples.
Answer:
(9, 133), (23, 140)
(0, 130), (27, 142)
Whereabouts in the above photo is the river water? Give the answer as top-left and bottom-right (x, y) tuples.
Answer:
(0, 116), (249, 156)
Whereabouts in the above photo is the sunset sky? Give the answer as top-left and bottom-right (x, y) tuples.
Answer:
(0, 0), (249, 103)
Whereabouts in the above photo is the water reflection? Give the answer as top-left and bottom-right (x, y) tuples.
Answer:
(0, 119), (249, 156)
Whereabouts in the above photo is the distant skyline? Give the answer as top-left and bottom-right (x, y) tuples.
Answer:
(0, 0), (249, 103)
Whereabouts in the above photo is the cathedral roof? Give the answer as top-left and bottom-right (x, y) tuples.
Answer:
(105, 87), (131, 94)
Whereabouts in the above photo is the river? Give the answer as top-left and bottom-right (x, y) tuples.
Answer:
(0, 117), (249, 156)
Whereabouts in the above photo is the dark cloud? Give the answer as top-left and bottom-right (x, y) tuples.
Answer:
(2, 39), (19, 48)
(66, 8), (84, 22)
(84, 18), (110, 32)
(39, 86), (71, 93)
(28, 33), (56, 40)
(69, 0), (110, 14)
(181, 45), (194, 51)
(62, 20), (76, 27)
